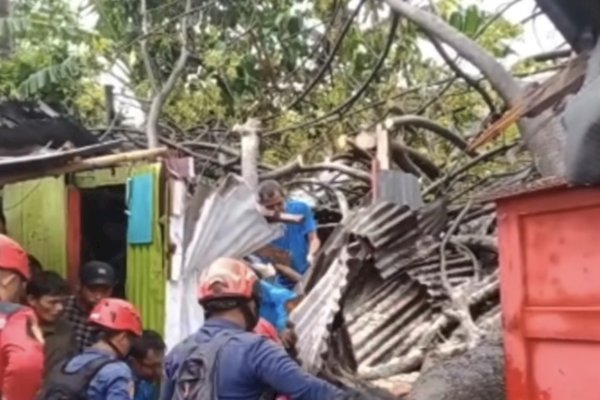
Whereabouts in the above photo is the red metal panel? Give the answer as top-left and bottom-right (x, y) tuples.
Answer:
(496, 185), (600, 400)
(66, 187), (81, 289)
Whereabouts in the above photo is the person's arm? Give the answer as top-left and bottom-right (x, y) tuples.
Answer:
(301, 204), (320, 264)
(1, 309), (44, 400)
(248, 338), (346, 400)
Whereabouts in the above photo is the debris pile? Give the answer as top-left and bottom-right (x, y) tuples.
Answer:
(289, 173), (535, 396)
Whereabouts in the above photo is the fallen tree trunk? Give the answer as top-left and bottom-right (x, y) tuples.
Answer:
(406, 339), (505, 400)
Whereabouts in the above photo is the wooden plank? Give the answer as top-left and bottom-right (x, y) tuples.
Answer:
(3, 177), (68, 277)
(72, 166), (132, 188)
(376, 124), (391, 170)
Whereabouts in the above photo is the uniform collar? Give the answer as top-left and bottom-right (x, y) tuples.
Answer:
(203, 318), (246, 332)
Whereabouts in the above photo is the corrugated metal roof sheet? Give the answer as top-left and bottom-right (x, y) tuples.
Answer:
(290, 246), (356, 373)
(346, 276), (433, 368)
(377, 170), (423, 209)
(0, 140), (122, 176)
(174, 174), (284, 343)
(292, 193), (500, 381)
(345, 201), (429, 279)
(184, 174), (284, 273)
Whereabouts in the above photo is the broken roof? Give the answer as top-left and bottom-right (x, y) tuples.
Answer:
(0, 140), (124, 184)
(291, 195), (501, 391)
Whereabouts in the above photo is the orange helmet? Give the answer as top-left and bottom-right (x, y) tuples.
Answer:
(197, 258), (258, 304)
(89, 298), (143, 336)
(0, 234), (30, 280)
(254, 318), (281, 344)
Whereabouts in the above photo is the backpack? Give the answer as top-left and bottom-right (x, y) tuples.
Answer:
(172, 330), (234, 400)
(38, 356), (118, 400)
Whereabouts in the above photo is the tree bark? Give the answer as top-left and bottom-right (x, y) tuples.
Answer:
(383, 0), (566, 177)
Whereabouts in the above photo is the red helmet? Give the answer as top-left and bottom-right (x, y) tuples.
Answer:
(89, 298), (143, 336)
(254, 318), (281, 344)
(0, 234), (30, 280)
(197, 258), (258, 303)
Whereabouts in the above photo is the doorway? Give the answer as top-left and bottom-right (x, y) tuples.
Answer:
(80, 185), (127, 298)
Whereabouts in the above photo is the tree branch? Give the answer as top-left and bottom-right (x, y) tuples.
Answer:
(426, 33), (496, 114)
(144, 0), (193, 149)
(260, 157), (371, 183)
(278, 0), (368, 114)
(385, 115), (472, 154)
(140, 0), (159, 93)
(384, 0), (521, 104)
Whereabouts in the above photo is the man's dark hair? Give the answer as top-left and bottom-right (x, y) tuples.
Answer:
(26, 270), (70, 298)
(130, 330), (166, 360)
(28, 254), (43, 277)
(257, 180), (283, 204)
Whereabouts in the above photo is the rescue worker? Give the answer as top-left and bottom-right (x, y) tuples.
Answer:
(63, 260), (116, 351)
(129, 330), (165, 400)
(25, 270), (76, 376)
(0, 234), (44, 400)
(40, 298), (142, 399)
(258, 180), (320, 289)
(161, 257), (348, 400)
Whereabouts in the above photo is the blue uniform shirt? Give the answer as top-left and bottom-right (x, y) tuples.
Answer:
(133, 376), (159, 400)
(259, 280), (297, 332)
(161, 318), (346, 400)
(271, 200), (317, 288)
(65, 348), (134, 400)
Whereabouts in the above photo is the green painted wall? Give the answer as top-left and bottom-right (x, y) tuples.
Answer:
(2, 177), (68, 277)
(126, 163), (166, 336)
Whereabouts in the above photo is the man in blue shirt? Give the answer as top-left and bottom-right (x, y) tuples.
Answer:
(129, 330), (165, 400)
(258, 180), (321, 289)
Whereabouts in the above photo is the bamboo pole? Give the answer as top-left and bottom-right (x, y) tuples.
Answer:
(0, 147), (169, 186)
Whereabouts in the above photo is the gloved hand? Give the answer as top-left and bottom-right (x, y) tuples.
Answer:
(306, 253), (315, 266)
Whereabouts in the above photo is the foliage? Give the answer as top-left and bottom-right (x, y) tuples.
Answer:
(0, 0), (545, 183)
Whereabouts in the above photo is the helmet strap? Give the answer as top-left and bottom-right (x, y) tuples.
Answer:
(105, 335), (127, 359)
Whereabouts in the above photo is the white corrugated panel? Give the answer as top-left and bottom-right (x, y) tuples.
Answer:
(174, 174), (283, 344)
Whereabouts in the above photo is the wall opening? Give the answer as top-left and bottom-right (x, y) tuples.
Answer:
(80, 185), (127, 298)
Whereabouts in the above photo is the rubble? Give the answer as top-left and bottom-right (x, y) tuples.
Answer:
(288, 166), (536, 397)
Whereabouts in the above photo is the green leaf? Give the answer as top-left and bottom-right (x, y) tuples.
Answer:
(463, 6), (483, 37)
(287, 16), (302, 36)
(17, 56), (82, 97)
(448, 11), (464, 31)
